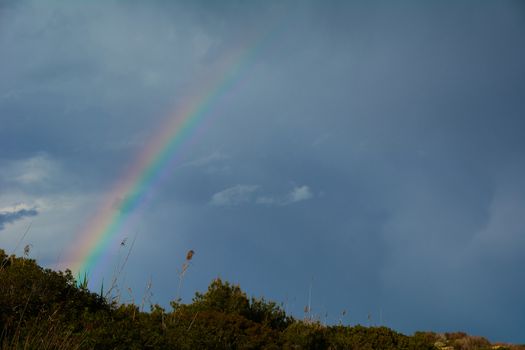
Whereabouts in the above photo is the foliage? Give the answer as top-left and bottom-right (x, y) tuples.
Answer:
(1, 248), (522, 350)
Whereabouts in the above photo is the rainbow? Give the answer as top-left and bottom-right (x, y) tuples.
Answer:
(63, 31), (270, 283)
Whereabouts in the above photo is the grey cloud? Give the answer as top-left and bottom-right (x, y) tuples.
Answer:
(0, 154), (59, 185)
(256, 185), (313, 206)
(0, 206), (38, 230)
(287, 186), (313, 204)
(210, 185), (259, 206)
(210, 184), (314, 207)
(0, 0), (242, 180)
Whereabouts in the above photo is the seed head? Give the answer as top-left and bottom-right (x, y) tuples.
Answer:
(186, 250), (195, 261)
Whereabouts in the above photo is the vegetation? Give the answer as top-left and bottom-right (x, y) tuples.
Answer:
(1, 248), (523, 349)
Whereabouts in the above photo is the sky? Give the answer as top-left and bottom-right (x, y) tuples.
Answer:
(1, 0), (525, 343)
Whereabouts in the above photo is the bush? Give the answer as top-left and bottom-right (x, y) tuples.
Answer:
(0, 249), (514, 350)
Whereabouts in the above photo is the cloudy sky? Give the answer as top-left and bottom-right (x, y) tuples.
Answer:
(1, 0), (525, 343)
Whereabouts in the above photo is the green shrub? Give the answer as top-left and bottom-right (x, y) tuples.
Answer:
(0, 249), (513, 350)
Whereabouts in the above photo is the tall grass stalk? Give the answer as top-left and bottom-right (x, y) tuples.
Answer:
(176, 249), (195, 301)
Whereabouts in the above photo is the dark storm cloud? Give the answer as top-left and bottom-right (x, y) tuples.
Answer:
(1, 0), (524, 343)
(0, 207), (37, 231)
(156, 1), (525, 341)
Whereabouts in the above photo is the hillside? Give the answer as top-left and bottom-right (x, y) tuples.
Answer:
(1, 249), (523, 350)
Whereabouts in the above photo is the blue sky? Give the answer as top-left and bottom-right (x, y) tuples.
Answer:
(1, 0), (525, 343)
